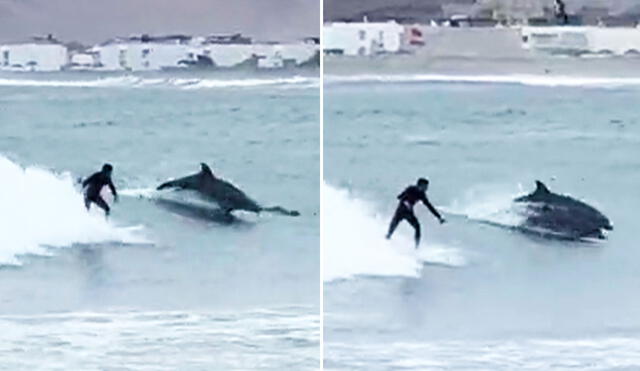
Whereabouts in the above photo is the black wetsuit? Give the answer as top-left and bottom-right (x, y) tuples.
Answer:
(386, 185), (442, 247)
(82, 171), (116, 215)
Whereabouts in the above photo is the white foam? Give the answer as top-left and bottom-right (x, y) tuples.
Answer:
(0, 156), (146, 265)
(322, 183), (464, 282)
(327, 337), (640, 370)
(0, 76), (141, 88)
(182, 76), (319, 89)
(119, 188), (157, 198)
(444, 184), (526, 227)
(325, 73), (640, 88)
(0, 75), (319, 90)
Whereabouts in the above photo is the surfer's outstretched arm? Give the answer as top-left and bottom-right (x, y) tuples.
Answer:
(422, 196), (445, 223)
(108, 179), (118, 202)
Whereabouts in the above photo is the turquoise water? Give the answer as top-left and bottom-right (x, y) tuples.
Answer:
(0, 72), (319, 369)
(324, 76), (640, 370)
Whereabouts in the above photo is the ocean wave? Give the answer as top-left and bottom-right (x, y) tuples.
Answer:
(0, 75), (319, 90)
(0, 155), (146, 265)
(324, 73), (640, 88)
(326, 337), (640, 370)
(322, 183), (465, 282)
(0, 306), (319, 370)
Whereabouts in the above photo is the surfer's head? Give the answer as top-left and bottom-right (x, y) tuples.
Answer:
(102, 163), (113, 175)
(417, 177), (429, 191)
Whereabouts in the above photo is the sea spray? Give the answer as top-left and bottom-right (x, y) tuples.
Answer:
(0, 155), (145, 264)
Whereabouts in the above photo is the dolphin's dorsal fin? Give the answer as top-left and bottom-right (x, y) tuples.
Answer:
(200, 163), (215, 179)
(534, 180), (550, 195)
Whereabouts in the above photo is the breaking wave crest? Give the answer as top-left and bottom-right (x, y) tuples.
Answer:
(325, 73), (640, 88)
(322, 183), (465, 282)
(0, 155), (146, 265)
(0, 75), (318, 90)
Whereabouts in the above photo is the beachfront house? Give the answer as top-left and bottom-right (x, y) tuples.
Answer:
(201, 35), (318, 69)
(68, 50), (101, 70)
(521, 26), (640, 55)
(90, 35), (198, 71)
(0, 35), (68, 71)
(323, 21), (404, 56)
(199, 34), (259, 68)
(253, 41), (318, 69)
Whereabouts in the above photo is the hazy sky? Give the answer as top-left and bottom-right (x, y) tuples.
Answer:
(0, 0), (319, 44)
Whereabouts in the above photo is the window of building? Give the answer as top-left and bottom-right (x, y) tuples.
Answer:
(359, 30), (366, 40)
(2, 50), (8, 66)
(119, 50), (127, 68)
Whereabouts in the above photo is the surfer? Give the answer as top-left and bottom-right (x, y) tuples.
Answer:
(554, 0), (568, 25)
(386, 178), (445, 248)
(82, 163), (118, 216)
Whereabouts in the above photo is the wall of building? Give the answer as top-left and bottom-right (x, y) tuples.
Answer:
(91, 42), (194, 71)
(90, 42), (317, 70)
(0, 44), (67, 71)
(323, 22), (640, 59)
(323, 22), (404, 56)
(411, 26), (529, 58)
(522, 26), (640, 54)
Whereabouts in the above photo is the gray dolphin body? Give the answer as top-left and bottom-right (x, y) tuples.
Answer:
(156, 163), (299, 216)
(514, 180), (613, 240)
(152, 198), (239, 225)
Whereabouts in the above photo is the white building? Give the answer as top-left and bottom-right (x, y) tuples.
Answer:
(521, 26), (640, 55)
(202, 41), (317, 69)
(90, 35), (318, 71)
(90, 35), (197, 71)
(68, 51), (100, 70)
(323, 21), (405, 56)
(0, 37), (68, 71)
(0, 34), (318, 72)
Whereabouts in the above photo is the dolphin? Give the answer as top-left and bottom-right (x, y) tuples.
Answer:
(156, 163), (300, 216)
(513, 180), (613, 240)
(152, 198), (239, 225)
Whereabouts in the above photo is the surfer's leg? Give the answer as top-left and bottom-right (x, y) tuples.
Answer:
(94, 196), (110, 216)
(84, 195), (91, 211)
(406, 213), (421, 248)
(386, 208), (403, 239)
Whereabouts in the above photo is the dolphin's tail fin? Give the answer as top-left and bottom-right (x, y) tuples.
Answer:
(260, 206), (300, 217)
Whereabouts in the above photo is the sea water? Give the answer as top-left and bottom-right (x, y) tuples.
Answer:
(0, 71), (319, 369)
(324, 74), (640, 370)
